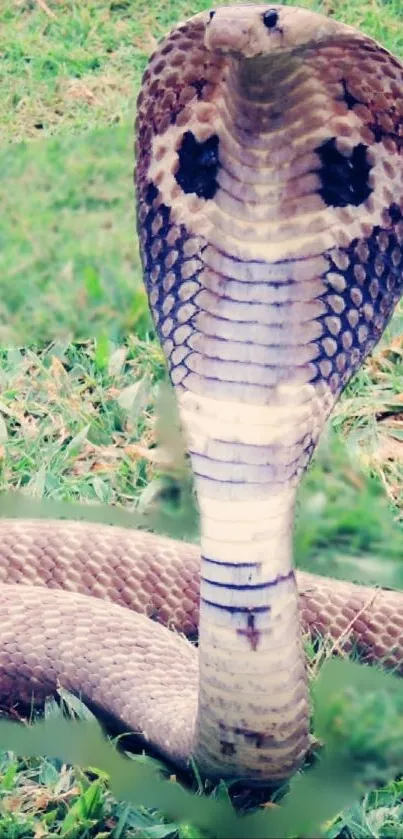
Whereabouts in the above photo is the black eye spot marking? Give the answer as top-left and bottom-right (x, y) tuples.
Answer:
(208, 9), (216, 22)
(175, 131), (219, 200)
(314, 138), (373, 208)
(262, 9), (279, 29)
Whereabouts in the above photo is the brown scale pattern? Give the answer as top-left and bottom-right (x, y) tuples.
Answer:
(135, 16), (224, 199)
(299, 37), (403, 394)
(325, 40), (403, 152)
(135, 16), (403, 410)
(318, 203), (403, 395)
(135, 19), (219, 390)
(138, 192), (403, 397)
(0, 584), (197, 768)
(137, 197), (205, 386)
(0, 520), (200, 636)
(0, 520), (402, 697)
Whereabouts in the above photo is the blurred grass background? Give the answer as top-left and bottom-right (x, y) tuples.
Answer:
(0, 0), (402, 836)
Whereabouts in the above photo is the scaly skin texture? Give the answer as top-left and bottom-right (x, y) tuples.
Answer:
(0, 5), (401, 785)
(135, 4), (403, 779)
(0, 519), (403, 774)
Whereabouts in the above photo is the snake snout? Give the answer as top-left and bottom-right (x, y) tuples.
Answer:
(204, 5), (354, 58)
(205, 21), (255, 57)
(204, 8), (265, 58)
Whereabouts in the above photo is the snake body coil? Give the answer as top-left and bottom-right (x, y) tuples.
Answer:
(0, 5), (402, 785)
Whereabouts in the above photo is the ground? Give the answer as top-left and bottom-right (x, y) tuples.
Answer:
(0, 0), (403, 836)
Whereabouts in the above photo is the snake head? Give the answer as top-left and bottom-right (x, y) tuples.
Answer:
(204, 4), (354, 58)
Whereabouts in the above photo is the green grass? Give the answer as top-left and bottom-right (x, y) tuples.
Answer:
(0, 0), (403, 836)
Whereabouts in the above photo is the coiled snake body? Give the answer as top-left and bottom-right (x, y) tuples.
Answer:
(0, 5), (402, 784)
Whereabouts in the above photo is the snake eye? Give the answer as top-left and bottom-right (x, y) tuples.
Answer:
(262, 9), (279, 29)
(208, 10), (216, 22)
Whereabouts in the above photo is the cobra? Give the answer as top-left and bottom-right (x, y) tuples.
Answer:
(0, 4), (402, 785)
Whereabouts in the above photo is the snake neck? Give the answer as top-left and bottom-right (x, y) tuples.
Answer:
(177, 387), (320, 781)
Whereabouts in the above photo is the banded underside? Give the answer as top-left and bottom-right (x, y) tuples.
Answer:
(135, 4), (403, 780)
